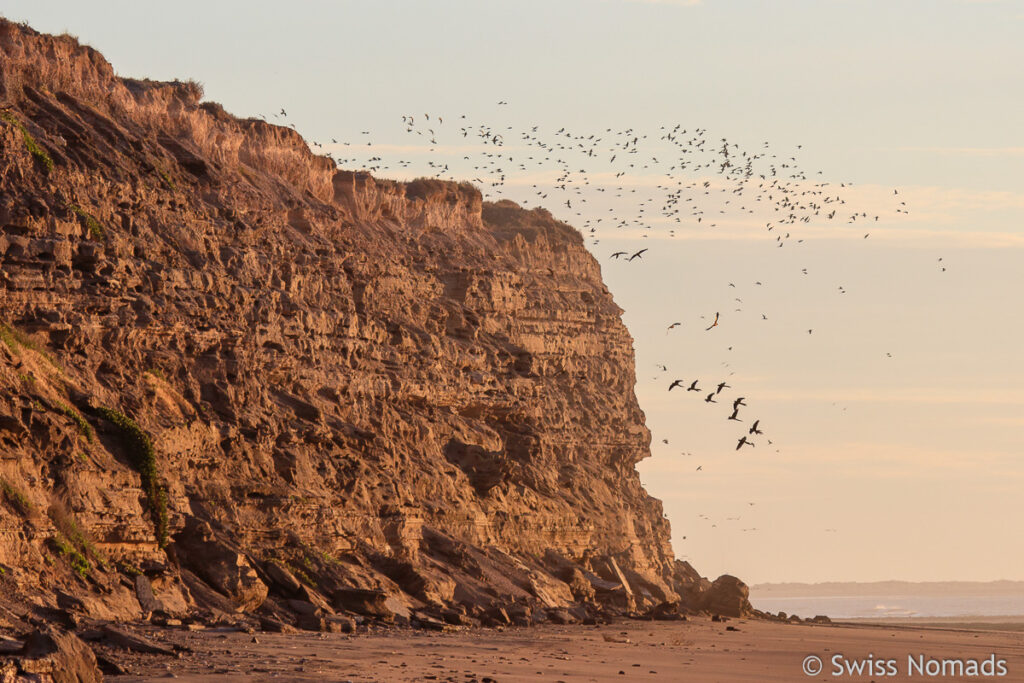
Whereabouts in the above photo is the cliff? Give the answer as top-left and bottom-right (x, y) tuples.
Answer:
(0, 18), (746, 640)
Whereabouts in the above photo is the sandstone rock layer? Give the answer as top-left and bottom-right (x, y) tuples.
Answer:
(0, 19), (739, 629)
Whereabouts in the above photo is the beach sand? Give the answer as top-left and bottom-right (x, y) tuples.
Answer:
(114, 616), (1024, 682)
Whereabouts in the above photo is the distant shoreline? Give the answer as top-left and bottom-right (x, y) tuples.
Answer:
(751, 580), (1024, 597)
(749, 585), (1024, 622)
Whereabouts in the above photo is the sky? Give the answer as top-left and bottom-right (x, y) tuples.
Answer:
(4, 0), (1023, 585)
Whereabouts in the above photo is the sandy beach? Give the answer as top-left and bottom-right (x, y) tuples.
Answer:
(110, 616), (1024, 682)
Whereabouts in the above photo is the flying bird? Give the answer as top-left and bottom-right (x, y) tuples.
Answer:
(628, 248), (648, 261)
(668, 379), (686, 391)
(610, 251), (627, 259)
(749, 420), (763, 435)
(736, 436), (754, 450)
(705, 312), (720, 331)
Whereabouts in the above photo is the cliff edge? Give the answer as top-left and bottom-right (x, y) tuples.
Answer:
(0, 18), (749, 640)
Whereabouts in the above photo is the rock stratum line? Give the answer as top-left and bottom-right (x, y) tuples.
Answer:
(0, 18), (750, 663)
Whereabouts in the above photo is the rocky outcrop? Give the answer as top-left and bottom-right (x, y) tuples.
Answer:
(698, 575), (754, 617)
(13, 626), (103, 682)
(0, 18), (741, 636)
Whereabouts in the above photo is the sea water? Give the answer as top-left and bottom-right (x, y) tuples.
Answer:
(749, 594), (1024, 620)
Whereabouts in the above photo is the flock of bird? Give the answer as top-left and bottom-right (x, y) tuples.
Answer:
(268, 102), (928, 537)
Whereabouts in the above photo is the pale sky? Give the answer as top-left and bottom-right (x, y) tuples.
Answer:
(5, 0), (1023, 584)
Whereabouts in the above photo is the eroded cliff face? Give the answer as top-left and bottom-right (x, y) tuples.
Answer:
(0, 20), (739, 631)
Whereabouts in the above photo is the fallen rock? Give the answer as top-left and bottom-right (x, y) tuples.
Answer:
(172, 518), (268, 613)
(259, 616), (298, 634)
(134, 574), (165, 615)
(562, 567), (598, 603)
(645, 601), (686, 621)
(545, 608), (576, 625)
(325, 615), (356, 633)
(332, 588), (395, 619)
(18, 625), (103, 683)
(95, 652), (130, 676)
(698, 575), (753, 618)
(178, 569), (237, 615)
(0, 635), (23, 656)
(295, 614), (326, 632)
(483, 606), (511, 627)
(100, 624), (177, 655)
(286, 599), (322, 616)
(55, 590), (87, 614)
(412, 613), (449, 631)
(263, 561), (303, 596)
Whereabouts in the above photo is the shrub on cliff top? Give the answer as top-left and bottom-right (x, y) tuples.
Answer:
(94, 406), (169, 548)
(0, 110), (54, 174)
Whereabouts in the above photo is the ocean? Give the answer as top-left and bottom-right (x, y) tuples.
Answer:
(749, 594), (1024, 620)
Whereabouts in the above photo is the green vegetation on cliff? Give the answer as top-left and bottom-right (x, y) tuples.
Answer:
(0, 110), (54, 173)
(94, 407), (169, 548)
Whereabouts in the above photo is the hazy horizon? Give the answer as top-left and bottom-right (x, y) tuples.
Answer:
(4, 0), (1022, 584)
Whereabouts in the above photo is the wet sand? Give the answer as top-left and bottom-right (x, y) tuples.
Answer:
(838, 615), (1024, 632)
(113, 616), (1024, 682)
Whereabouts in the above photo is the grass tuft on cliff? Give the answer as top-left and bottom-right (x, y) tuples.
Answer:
(0, 322), (61, 369)
(0, 110), (54, 174)
(49, 535), (90, 579)
(94, 406), (169, 548)
(157, 168), (177, 191)
(0, 478), (33, 517)
(48, 501), (108, 577)
(54, 399), (94, 442)
(68, 204), (105, 241)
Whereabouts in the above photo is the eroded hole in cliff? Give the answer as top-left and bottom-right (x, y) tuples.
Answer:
(443, 438), (511, 496)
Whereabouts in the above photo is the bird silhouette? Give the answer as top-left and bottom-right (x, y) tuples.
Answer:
(687, 380), (701, 392)
(736, 436), (754, 450)
(341, 112), (917, 457)
(749, 420), (763, 435)
(668, 379), (685, 391)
